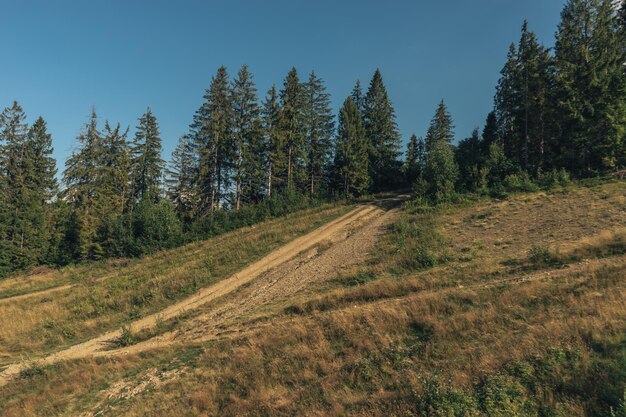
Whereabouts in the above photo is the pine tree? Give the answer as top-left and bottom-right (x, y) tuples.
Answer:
(28, 117), (58, 201)
(333, 98), (369, 197)
(554, 0), (626, 174)
(363, 69), (402, 191)
(494, 21), (555, 175)
(130, 108), (164, 203)
(456, 128), (484, 191)
(403, 133), (425, 186)
(0, 102), (45, 271)
(425, 100), (454, 151)
(351, 80), (365, 116)
(280, 67), (306, 191)
(262, 85), (286, 197)
(97, 121), (130, 218)
(61, 109), (103, 260)
(165, 134), (197, 224)
(516, 21), (554, 174)
(28, 117), (58, 262)
(495, 43), (520, 159)
(303, 71), (335, 195)
(192, 66), (234, 212)
(423, 102), (459, 202)
(231, 65), (265, 208)
(482, 111), (499, 154)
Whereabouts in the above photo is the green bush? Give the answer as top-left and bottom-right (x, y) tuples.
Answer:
(113, 325), (136, 347)
(504, 172), (539, 193)
(538, 168), (571, 189)
(528, 245), (558, 267)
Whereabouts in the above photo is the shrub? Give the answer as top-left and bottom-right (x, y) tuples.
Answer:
(504, 172), (539, 193)
(528, 245), (558, 267)
(113, 325), (136, 347)
(538, 168), (571, 189)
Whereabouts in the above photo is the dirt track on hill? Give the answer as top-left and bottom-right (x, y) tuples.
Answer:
(0, 200), (402, 386)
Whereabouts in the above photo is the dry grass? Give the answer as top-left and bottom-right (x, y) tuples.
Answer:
(0, 204), (350, 362)
(0, 182), (625, 416)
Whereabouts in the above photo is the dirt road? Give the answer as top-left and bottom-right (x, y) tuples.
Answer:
(0, 200), (400, 386)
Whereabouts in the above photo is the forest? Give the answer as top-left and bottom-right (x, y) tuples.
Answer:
(0, 0), (624, 279)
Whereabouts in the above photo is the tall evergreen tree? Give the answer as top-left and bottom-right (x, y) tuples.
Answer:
(97, 121), (130, 219)
(351, 80), (365, 116)
(0, 102), (47, 271)
(554, 0), (626, 174)
(494, 22), (555, 174)
(262, 85), (286, 197)
(516, 21), (554, 174)
(303, 71), (335, 195)
(231, 65), (265, 208)
(165, 134), (197, 224)
(482, 111), (499, 153)
(279, 67), (306, 191)
(495, 43), (520, 159)
(63, 110), (130, 259)
(425, 100), (454, 151)
(333, 98), (369, 197)
(130, 108), (164, 202)
(423, 102), (459, 202)
(363, 69), (402, 191)
(192, 66), (234, 212)
(27, 117), (58, 262)
(456, 128), (485, 191)
(403, 133), (425, 186)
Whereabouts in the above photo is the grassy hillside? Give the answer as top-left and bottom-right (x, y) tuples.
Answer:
(0, 203), (351, 364)
(1, 182), (625, 416)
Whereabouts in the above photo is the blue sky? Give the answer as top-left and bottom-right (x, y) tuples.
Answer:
(0, 0), (566, 173)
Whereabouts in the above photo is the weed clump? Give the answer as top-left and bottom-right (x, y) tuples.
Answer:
(528, 245), (558, 267)
(112, 325), (136, 348)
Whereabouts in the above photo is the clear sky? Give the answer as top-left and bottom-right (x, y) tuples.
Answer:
(0, 0), (566, 174)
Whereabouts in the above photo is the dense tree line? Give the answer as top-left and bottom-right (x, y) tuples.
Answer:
(0, 68), (402, 277)
(0, 0), (623, 278)
(407, 0), (626, 203)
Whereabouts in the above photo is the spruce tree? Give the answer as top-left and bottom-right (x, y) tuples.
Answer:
(130, 108), (164, 203)
(63, 109), (109, 259)
(279, 67), (306, 191)
(0, 102), (45, 271)
(363, 69), (402, 191)
(333, 98), (369, 197)
(262, 85), (286, 197)
(403, 133), (425, 186)
(423, 102), (459, 202)
(191, 66), (234, 212)
(231, 65), (265, 208)
(456, 129), (484, 191)
(28, 117), (58, 262)
(554, 0), (626, 174)
(516, 21), (554, 174)
(425, 100), (454, 151)
(165, 134), (197, 224)
(351, 80), (365, 117)
(303, 71), (335, 195)
(97, 121), (130, 219)
(495, 43), (520, 159)
(482, 111), (499, 154)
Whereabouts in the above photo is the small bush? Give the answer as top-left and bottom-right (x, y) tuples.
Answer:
(528, 245), (558, 267)
(19, 362), (45, 379)
(538, 168), (571, 190)
(504, 172), (539, 193)
(112, 325), (136, 347)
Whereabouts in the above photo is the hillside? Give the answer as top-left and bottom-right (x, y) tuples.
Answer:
(0, 181), (623, 416)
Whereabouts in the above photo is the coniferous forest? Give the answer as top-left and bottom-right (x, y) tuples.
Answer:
(1, 0), (625, 279)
